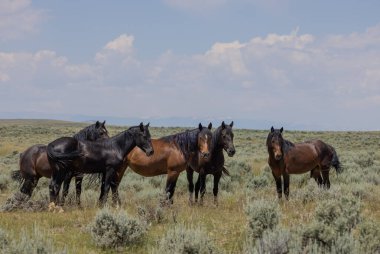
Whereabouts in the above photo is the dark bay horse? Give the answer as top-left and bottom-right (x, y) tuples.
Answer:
(266, 127), (342, 199)
(110, 123), (213, 205)
(47, 123), (153, 206)
(12, 121), (109, 204)
(187, 121), (236, 205)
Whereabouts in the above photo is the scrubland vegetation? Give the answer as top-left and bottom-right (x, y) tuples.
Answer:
(0, 119), (379, 253)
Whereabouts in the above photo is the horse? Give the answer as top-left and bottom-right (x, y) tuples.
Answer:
(109, 123), (213, 206)
(266, 127), (342, 199)
(12, 121), (109, 205)
(47, 122), (153, 207)
(187, 121), (236, 205)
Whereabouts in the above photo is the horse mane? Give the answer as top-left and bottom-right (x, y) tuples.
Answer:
(161, 128), (200, 160)
(212, 126), (223, 151)
(73, 123), (98, 141)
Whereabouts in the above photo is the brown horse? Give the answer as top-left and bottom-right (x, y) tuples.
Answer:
(12, 121), (109, 204)
(187, 121), (236, 205)
(266, 127), (342, 199)
(110, 123), (213, 205)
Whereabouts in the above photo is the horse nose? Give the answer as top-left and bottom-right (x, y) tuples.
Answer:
(228, 149), (236, 157)
(147, 149), (154, 156)
(202, 152), (210, 159)
(275, 154), (282, 160)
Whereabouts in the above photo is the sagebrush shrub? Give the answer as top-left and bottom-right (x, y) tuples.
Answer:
(245, 199), (279, 239)
(358, 219), (380, 254)
(153, 225), (221, 254)
(244, 227), (290, 254)
(303, 195), (361, 248)
(90, 209), (146, 248)
(330, 232), (359, 254)
(0, 228), (8, 250)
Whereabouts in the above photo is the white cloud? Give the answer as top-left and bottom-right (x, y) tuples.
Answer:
(0, 0), (45, 40)
(104, 34), (134, 54)
(1, 26), (380, 130)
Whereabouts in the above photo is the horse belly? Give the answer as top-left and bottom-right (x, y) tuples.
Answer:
(285, 152), (318, 174)
(129, 161), (167, 177)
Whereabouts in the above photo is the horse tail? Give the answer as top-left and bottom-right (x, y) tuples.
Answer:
(330, 146), (343, 174)
(11, 170), (23, 182)
(46, 144), (82, 162)
(222, 166), (230, 177)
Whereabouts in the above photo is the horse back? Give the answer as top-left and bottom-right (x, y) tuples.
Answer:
(283, 142), (320, 174)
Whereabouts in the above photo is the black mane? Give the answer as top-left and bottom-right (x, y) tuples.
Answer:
(73, 123), (99, 141)
(161, 128), (200, 160)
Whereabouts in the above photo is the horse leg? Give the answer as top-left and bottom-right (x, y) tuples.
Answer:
(165, 171), (180, 204)
(99, 168), (115, 207)
(194, 174), (201, 203)
(75, 175), (83, 206)
(272, 171), (282, 199)
(321, 169), (330, 189)
(283, 173), (290, 200)
(186, 168), (194, 205)
(20, 175), (39, 197)
(49, 169), (66, 204)
(61, 171), (73, 205)
(213, 171), (222, 206)
(199, 173), (207, 205)
(311, 168), (323, 187)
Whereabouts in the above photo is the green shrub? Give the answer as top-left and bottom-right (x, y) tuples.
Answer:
(153, 225), (221, 254)
(244, 227), (290, 254)
(358, 220), (380, 253)
(0, 174), (10, 192)
(245, 199), (279, 239)
(303, 195), (361, 248)
(353, 151), (374, 168)
(330, 232), (359, 254)
(245, 173), (270, 190)
(90, 209), (146, 249)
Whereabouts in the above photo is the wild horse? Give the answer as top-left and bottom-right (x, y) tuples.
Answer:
(12, 121), (109, 204)
(266, 127), (342, 199)
(110, 123), (213, 205)
(47, 122), (153, 206)
(187, 121), (236, 205)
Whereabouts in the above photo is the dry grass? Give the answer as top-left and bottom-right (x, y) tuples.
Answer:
(0, 119), (379, 253)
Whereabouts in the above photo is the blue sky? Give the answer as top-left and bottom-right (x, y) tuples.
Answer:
(1, 0), (380, 130)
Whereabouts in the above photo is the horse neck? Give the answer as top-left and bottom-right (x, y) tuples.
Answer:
(73, 126), (93, 141)
(282, 139), (294, 155)
(175, 129), (198, 159)
(114, 130), (136, 157)
(212, 127), (223, 154)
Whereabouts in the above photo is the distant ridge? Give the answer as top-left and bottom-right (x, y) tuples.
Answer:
(0, 111), (337, 131)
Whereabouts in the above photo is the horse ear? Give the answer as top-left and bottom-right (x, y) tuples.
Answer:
(139, 122), (144, 131)
(222, 121), (226, 129)
(230, 121), (234, 127)
(102, 120), (106, 126)
(280, 127), (283, 133)
(96, 121), (100, 128)
(199, 123), (203, 131)
(271, 126), (274, 132)
(208, 122), (212, 130)
(146, 122), (150, 128)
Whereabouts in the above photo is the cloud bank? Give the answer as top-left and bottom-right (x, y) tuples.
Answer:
(1, 24), (380, 130)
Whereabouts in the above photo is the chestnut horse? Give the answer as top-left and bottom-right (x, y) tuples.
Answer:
(110, 123), (213, 205)
(47, 123), (153, 206)
(267, 127), (342, 199)
(12, 121), (109, 204)
(187, 121), (236, 205)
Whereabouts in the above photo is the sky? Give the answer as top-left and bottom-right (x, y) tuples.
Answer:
(0, 0), (380, 130)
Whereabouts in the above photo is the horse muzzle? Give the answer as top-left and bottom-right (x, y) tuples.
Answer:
(200, 152), (210, 160)
(226, 148), (236, 157)
(145, 149), (154, 156)
(274, 154), (282, 160)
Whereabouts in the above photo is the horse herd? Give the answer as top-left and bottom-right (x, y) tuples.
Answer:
(11, 121), (342, 208)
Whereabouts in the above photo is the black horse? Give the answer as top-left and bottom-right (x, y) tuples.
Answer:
(47, 122), (154, 206)
(12, 121), (108, 204)
(187, 121), (236, 205)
